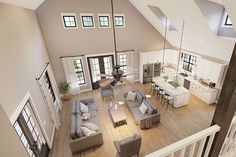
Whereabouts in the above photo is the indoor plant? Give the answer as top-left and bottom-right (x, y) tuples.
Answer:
(58, 82), (71, 100)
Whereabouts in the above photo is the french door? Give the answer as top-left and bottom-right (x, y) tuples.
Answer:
(87, 55), (114, 89)
(13, 101), (49, 157)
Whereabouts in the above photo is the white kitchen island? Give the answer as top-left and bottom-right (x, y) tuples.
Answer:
(153, 77), (190, 108)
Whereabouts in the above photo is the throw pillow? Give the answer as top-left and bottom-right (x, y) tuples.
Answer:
(81, 127), (96, 136)
(80, 102), (89, 113)
(81, 112), (91, 121)
(82, 123), (100, 131)
(139, 102), (148, 114)
(127, 91), (136, 101)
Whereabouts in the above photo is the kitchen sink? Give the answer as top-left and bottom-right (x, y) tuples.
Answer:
(179, 73), (188, 77)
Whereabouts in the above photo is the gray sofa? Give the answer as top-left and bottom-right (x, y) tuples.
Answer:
(70, 98), (103, 154)
(123, 89), (160, 129)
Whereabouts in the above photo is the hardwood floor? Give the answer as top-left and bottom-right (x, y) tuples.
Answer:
(49, 82), (216, 157)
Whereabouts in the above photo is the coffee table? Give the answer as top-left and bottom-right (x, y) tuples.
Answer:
(109, 105), (127, 128)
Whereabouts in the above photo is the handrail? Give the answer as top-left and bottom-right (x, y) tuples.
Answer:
(145, 125), (220, 157)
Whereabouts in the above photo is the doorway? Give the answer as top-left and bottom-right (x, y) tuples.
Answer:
(13, 100), (49, 157)
(87, 55), (114, 89)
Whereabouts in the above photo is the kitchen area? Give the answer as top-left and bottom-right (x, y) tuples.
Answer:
(139, 49), (227, 106)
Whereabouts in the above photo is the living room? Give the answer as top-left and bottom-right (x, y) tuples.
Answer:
(1, 0), (236, 157)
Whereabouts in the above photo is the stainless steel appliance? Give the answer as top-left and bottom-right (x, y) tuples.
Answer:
(143, 62), (161, 83)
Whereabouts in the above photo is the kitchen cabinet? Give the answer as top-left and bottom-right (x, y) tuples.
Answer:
(196, 58), (225, 86)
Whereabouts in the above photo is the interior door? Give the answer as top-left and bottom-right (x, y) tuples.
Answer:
(87, 55), (114, 89)
(13, 101), (49, 157)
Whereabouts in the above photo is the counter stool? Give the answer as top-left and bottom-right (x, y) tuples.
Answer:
(167, 98), (174, 109)
(161, 93), (170, 106)
(149, 81), (156, 94)
(158, 89), (165, 102)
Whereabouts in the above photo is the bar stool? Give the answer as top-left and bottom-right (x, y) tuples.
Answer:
(149, 81), (156, 94)
(167, 98), (174, 109)
(157, 89), (165, 102)
(161, 92), (170, 106)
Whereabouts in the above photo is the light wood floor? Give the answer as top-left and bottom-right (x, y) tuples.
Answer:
(49, 82), (216, 157)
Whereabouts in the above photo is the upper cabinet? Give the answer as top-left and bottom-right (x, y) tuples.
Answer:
(196, 58), (226, 85)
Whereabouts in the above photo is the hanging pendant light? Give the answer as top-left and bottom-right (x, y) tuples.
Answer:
(162, 17), (168, 73)
(176, 20), (185, 81)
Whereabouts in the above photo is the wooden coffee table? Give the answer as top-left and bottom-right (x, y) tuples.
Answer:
(109, 106), (127, 128)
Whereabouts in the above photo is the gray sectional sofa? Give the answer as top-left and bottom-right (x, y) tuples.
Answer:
(70, 98), (103, 154)
(123, 89), (160, 129)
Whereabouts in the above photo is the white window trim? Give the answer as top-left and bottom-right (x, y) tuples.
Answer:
(80, 13), (95, 29)
(114, 14), (125, 28)
(73, 57), (87, 86)
(61, 13), (78, 29)
(97, 13), (111, 28)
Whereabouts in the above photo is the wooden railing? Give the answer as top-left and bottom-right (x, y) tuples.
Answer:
(220, 116), (236, 157)
(145, 125), (220, 157)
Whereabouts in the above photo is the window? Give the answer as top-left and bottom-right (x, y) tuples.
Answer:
(61, 14), (77, 28)
(43, 71), (56, 102)
(73, 59), (86, 85)
(98, 14), (110, 28)
(119, 54), (127, 73)
(181, 53), (197, 72)
(90, 58), (101, 82)
(225, 15), (232, 26)
(115, 14), (125, 27)
(81, 14), (94, 28)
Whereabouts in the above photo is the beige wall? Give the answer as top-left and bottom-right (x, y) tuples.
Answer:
(36, 0), (171, 89)
(0, 103), (28, 157)
(0, 3), (54, 144)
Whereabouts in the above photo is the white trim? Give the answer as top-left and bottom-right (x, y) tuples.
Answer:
(114, 14), (125, 28)
(61, 13), (78, 29)
(97, 13), (111, 28)
(80, 13), (95, 29)
(10, 91), (53, 148)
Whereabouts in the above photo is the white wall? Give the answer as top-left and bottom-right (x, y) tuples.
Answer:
(0, 3), (55, 145)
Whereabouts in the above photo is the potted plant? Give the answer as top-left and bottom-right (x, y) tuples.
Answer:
(58, 82), (71, 101)
(163, 75), (169, 82)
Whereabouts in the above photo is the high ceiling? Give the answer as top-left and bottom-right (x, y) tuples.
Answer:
(0, 0), (46, 10)
(129, 0), (236, 62)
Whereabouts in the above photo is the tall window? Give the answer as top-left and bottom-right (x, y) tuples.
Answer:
(181, 53), (197, 72)
(115, 15), (125, 27)
(98, 14), (110, 28)
(43, 71), (56, 102)
(225, 15), (232, 26)
(81, 14), (94, 28)
(61, 14), (77, 28)
(90, 58), (101, 82)
(73, 59), (86, 85)
(119, 54), (127, 73)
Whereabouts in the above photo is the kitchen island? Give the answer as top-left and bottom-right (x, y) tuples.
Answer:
(153, 77), (190, 108)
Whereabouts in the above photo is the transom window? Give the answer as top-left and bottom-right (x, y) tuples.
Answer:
(115, 15), (125, 27)
(225, 15), (232, 26)
(62, 15), (77, 28)
(81, 14), (94, 28)
(73, 59), (86, 85)
(181, 53), (197, 72)
(119, 54), (127, 73)
(99, 15), (110, 27)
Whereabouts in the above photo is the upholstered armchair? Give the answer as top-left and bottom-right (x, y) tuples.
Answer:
(114, 134), (142, 157)
(100, 85), (114, 100)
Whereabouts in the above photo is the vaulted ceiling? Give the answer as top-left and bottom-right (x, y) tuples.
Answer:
(129, 0), (236, 61)
(0, 0), (46, 10)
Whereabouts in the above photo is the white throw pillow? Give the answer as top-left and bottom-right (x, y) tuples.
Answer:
(80, 102), (89, 113)
(139, 102), (148, 115)
(127, 91), (136, 101)
(82, 123), (100, 131)
(81, 127), (96, 136)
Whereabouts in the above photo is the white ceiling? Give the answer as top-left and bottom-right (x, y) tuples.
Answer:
(0, 0), (46, 10)
(129, 0), (235, 62)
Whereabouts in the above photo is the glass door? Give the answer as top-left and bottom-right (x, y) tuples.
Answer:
(87, 55), (114, 89)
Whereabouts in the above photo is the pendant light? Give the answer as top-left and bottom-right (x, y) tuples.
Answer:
(176, 20), (185, 80)
(162, 17), (168, 73)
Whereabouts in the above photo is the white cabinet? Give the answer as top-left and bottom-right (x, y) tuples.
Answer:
(196, 58), (225, 85)
(189, 81), (218, 104)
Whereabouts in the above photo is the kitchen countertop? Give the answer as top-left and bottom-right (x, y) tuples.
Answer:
(153, 77), (190, 97)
